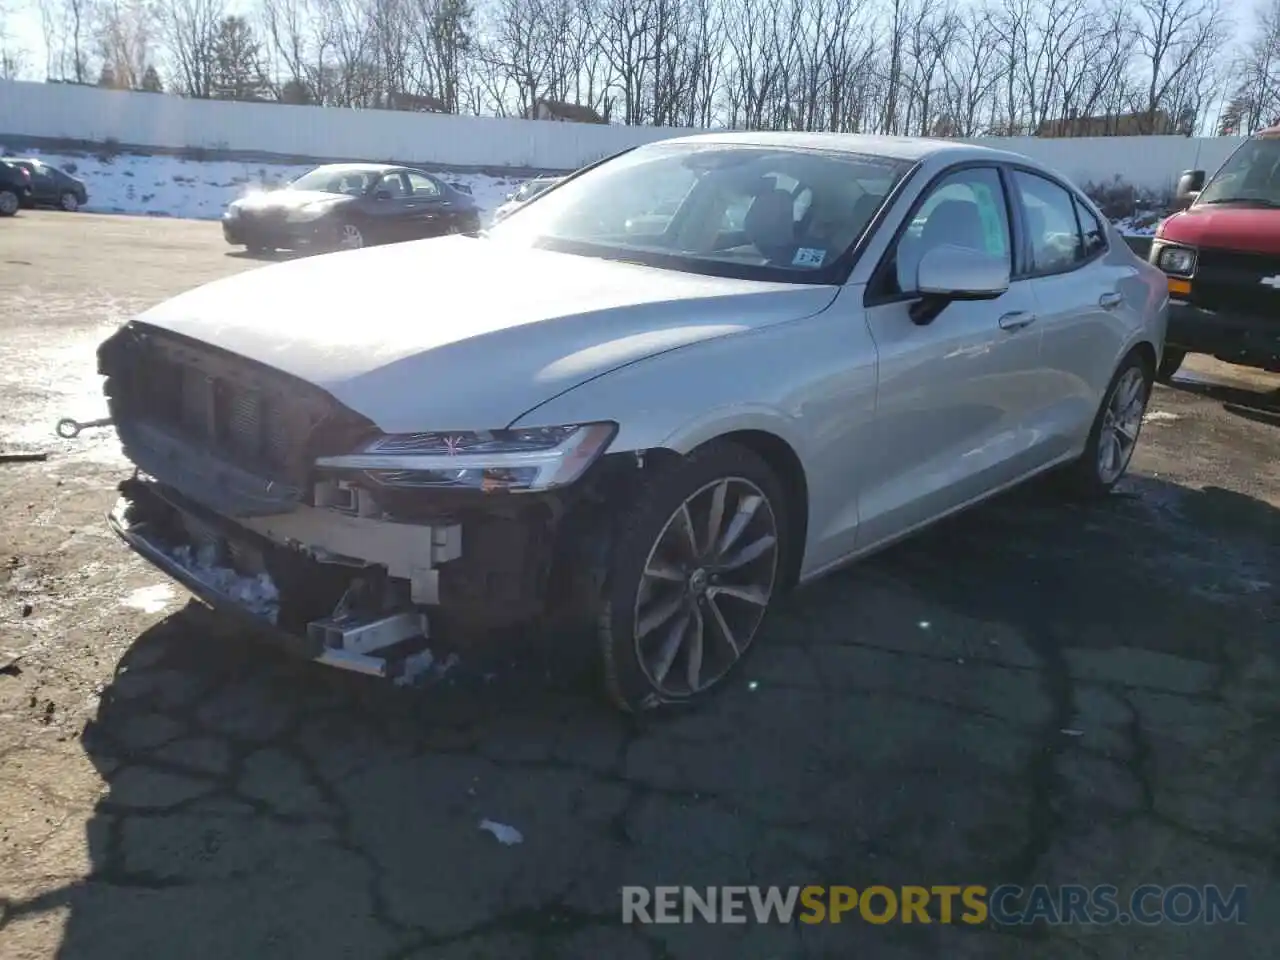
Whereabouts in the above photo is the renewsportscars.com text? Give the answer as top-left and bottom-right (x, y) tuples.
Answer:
(621, 884), (1248, 926)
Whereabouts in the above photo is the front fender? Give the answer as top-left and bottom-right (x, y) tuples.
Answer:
(507, 321), (816, 458)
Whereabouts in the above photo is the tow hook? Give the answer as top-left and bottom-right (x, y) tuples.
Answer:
(55, 416), (113, 439)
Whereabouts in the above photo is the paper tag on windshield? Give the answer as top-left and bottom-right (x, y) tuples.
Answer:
(792, 247), (826, 268)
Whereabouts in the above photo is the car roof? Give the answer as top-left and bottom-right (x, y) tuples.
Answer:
(653, 130), (1035, 166)
(310, 162), (399, 174)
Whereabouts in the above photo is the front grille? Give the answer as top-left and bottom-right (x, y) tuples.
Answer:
(1192, 249), (1280, 319)
(102, 325), (374, 488)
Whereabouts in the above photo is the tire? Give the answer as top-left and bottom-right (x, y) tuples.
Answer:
(1058, 351), (1153, 499)
(0, 190), (18, 217)
(247, 244), (274, 255)
(336, 222), (364, 250)
(1155, 347), (1185, 383)
(597, 440), (789, 713)
(59, 192), (79, 212)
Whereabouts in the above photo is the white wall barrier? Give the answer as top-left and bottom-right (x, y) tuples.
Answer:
(0, 78), (1246, 191)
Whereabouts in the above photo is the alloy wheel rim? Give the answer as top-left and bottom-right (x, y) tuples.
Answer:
(632, 477), (779, 698)
(0, 192), (16, 214)
(1097, 367), (1147, 484)
(340, 225), (363, 249)
(61, 193), (77, 211)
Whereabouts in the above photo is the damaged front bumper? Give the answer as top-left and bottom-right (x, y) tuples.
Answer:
(108, 475), (451, 682)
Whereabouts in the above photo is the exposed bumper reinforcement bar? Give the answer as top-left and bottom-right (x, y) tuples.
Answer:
(107, 486), (440, 682)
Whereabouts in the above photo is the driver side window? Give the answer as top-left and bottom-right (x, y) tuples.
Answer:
(885, 167), (1011, 297)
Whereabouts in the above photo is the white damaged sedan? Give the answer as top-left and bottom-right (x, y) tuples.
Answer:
(97, 132), (1169, 712)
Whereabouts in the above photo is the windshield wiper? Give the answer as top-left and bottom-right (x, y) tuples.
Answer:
(1199, 197), (1280, 207)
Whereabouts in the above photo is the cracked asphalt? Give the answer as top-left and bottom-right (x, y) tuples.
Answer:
(1, 211), (1278, 959)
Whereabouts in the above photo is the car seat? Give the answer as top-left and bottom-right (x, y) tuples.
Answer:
(745, 188), (799, 264)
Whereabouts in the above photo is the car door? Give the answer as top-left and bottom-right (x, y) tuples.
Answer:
(367, 171), (414, 242)
(855, 164), (1045, 549)
(1008, 168), (1130, 462)
(403, 172), (448, 237)
(22, 162), (56, 203)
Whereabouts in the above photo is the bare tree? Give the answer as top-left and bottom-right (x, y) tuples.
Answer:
(37, 0), (96, 82)
(1131, 0), (1228, 133)
(96, 0), (155, 90)
(156, 0), (225, 97)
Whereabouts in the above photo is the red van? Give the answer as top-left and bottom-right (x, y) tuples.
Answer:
(1149, 126), (1280, 380)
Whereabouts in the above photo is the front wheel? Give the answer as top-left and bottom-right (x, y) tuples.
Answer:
(597, 441), (789, 713)
(1058, 353), (1153, 498)
(0, 190), (18, 217)
(1155, 348), (1186, 383)
(336, 222), (364, 250)
(59, 192), (80, 212)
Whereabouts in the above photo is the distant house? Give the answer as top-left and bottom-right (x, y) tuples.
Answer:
(387, 91), (449, 113)
(1034, 110), (1189, 138)
(526, 98), (606, 124)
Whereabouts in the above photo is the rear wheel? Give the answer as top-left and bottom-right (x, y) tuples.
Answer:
(1058, 352), (1153, 499)
(1156, 348), (1186, 383)
(0, 190), (18, 217)
(597, 441), (788, 713)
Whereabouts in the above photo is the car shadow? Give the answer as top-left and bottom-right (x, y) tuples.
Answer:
(3, 475), (1276, 958)
(223, 249), (297, 262)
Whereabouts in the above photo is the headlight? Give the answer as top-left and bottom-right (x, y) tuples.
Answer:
(1157, 245), (1196, 276)
(287, 203), (334, 222)
(314, 422), (617, 493)
(224, 206), (240, 219)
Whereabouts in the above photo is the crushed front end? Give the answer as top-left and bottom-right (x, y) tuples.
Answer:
(97, 321), (628, 682)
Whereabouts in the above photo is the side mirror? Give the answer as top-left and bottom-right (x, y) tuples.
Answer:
(1175, 169), (1205, 208)
(375, 189), (393, 201)
(910, 244), (1009, 323)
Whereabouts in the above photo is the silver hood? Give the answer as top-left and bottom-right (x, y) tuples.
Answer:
(129, 236), (839, 432)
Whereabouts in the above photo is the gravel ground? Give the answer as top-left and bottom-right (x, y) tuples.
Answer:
(1, 210), (1278, 960)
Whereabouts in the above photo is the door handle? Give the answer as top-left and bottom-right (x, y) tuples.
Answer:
(998, 311), (1037, 331)
(1099, 292), (1123, 310)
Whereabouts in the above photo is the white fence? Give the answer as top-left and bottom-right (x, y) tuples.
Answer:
(0, 78), (1246, 191)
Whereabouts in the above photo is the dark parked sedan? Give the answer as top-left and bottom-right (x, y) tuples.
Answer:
(9, 158), (88, 211)
(0, 160), (34, 216)
(221, 163), (482, 254)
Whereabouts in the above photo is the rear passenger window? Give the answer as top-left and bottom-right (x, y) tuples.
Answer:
(1074, 197), (1107, 258)
(1011, 171), (1085, 274)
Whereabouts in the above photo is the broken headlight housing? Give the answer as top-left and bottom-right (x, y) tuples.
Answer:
(314, 422), (618, 493)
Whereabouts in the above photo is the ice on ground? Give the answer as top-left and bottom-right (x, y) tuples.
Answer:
(3, 148), (525, 224)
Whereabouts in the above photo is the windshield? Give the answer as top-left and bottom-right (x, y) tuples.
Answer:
(1197, 137), (1280, 206)
(486, 142), (912, 282)
(288, 167), (379, 196)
